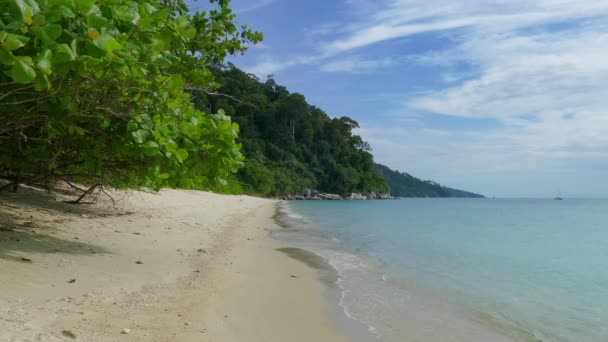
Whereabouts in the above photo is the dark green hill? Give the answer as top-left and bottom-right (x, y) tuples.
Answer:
(193, 65), (387, 197)
(374, 163), (484, 198)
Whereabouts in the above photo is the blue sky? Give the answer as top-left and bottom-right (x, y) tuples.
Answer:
(215, 0), (608, 198)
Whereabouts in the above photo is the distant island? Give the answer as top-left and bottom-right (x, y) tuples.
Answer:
(374, 164), (485, 198)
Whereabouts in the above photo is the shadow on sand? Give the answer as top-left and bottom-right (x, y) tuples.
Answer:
(0, 229), (111, 262)
(0, 186), (113, 262)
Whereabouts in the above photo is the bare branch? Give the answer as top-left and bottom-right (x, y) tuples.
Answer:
(64, 183), (100, 204)
(186, 86), (259, 110)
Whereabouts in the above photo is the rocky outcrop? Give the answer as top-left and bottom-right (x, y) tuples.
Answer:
(346, 193), (367, 200)
(318, 193), (342, 200)
(282, 188), (395, 201)
(302, 188), (312, 198)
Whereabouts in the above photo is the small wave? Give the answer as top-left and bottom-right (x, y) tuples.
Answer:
(336, 276), (383, 340)
(272, 206), (384, 340)
(276, 202), (309, 223)
(470, 309), (552, 342)
(315, 249), (389, 340)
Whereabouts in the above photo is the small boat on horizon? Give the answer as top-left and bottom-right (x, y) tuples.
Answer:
(554, 190), (563, 200)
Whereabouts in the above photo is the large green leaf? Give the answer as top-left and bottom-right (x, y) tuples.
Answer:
(86, 34), (121, 57)
(9, 57), (36, 83)
(45, 6), (75, 22)
(179, 122), (199, 139)
(164, 141), (179, 154)
(31, 24), (62, 46)
(0, 50), (15, 65)
(75, 0), (95, 14)
(2, 33), (30, 51)
(142, 141), (161, 156)
(131, 129), (152, 144)
(114, 5), (140, 24)
(54, 43), (77, 62)
(11, 0), (40, 25)
(36, 49), (52, 75)
(86, 13), (109, 28)
(31, 13), (45, 26)
(167, 74), (183, 90)
(175, 148), (189, 162)
(34, 74), (51, 91)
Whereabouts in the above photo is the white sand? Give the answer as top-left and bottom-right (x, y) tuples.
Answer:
(0, 187), (346, 341)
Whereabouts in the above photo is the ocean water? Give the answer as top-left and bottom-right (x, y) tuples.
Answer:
(273, 199), (608, 342)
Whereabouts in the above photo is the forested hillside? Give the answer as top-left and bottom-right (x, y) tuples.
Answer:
(374, 164), (484, 198)
(192, 64), (388, 197)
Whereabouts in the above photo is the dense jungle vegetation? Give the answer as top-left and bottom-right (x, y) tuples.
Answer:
(194, 65), (388, 197)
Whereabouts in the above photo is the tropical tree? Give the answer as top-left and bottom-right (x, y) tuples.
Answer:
(0, 0), (261, 198)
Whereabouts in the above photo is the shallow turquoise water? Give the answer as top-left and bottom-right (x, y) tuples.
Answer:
(280, 199), (608, 341)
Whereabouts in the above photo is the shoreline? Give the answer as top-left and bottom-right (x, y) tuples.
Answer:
(0, 187), (347, 341)
(272, 203), (381, 342)
(275, 200), (522, 342)
(274, 246), (378, 342)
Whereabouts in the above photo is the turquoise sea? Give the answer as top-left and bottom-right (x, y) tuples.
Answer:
(274, 199), (608, 341)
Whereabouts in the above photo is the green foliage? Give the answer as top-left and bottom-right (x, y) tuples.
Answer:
(0, 0), (262, 192)
(373, 163), (484, 198)
(193, 65), (388, 197)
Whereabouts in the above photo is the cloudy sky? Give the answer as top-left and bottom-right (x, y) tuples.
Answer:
(222, 0), (608, 198)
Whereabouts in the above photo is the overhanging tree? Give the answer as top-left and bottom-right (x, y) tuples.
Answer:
(0, 0), (262, 197)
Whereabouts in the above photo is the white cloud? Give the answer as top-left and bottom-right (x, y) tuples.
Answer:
(323, 0), (608, 54)
(251, 42), (270, 50)
(245, 58), (285, 77)
(243, 54), (321, 77)
(233, 0), (277, 14)
(320, 56), (396, 73)
(406, 18), (608, 167)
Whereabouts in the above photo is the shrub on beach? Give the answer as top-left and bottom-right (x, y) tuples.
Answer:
(0, 0), (261, 197)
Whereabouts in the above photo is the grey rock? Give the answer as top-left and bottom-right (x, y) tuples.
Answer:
(378, 193), (392, 200)
(347, 193), (366, 200)
(319, 193), (342, 200)
(302, 188), (312, 198)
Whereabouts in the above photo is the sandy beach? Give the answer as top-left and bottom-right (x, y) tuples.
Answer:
(0, 186), (346, 341)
